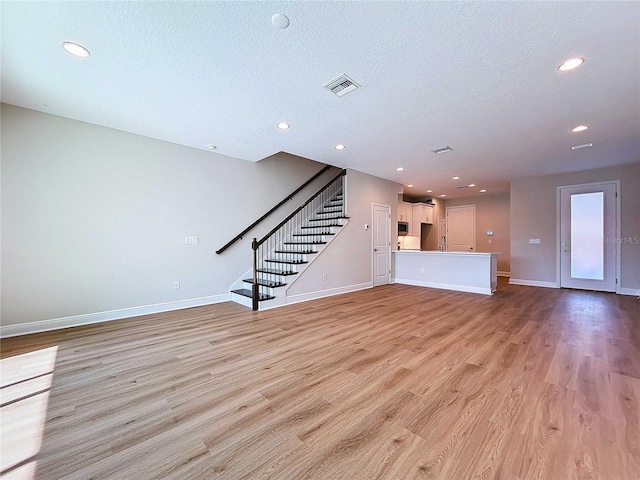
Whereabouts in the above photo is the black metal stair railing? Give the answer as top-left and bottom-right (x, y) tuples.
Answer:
(249, 169), (347, 310)
(216, 165), (332, 255)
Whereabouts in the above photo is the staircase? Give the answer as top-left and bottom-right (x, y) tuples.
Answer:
(230, 170), (348, 310)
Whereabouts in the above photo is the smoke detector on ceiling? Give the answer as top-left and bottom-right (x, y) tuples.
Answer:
(323, 74), (360, 97)
(431, 146), (454, 155)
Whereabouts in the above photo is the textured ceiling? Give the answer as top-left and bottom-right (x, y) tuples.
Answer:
(2, 1), (639, 198)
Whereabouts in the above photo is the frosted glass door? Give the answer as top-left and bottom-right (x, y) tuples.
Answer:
(570, 192), (604, 280)
(559, 183), (616, 292)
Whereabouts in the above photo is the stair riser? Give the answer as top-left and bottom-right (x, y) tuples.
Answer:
(230, 292), (254, 308)
(270, 253), (309, 261)
(304, 219), (347, 226)
(241, 282), (275, 296)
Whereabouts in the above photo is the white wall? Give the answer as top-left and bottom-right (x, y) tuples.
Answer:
(1, 104), (341, 329)
(510, 162), (640, 292)
(286, 169), (402, 299)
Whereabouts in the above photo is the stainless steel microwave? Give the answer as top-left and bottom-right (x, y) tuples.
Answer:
(398, 222), (409, 236)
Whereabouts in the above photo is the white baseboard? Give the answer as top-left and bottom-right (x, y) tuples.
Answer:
(508, 278), (559, 288)
(618, 287), (640, 296)
(394, 278), (493, 295)
(497, 271), (511, 278)
(259, 282), (373, 310)
(0, 293), (231, 338)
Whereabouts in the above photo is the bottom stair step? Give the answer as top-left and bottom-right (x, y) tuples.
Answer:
(231, 289), (275, 301)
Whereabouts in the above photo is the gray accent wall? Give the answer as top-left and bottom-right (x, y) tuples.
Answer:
(510, 162), (640, 291)
(1, 104), (400, 328)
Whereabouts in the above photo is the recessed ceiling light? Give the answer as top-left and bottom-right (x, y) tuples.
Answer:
(572, 125), (589, 132)
(271, 13), (290, 29)
(480, 189), (487, 193)
(396, 167), (404, 171)
(440, 194), (447, 197)
(558, 57), (584, 72)
(207, 144), (216, 151)
(468, 184), (476, 187)
(452, 176), (460, 180)
(62, 41), (90, 58)
(572, 142), (593, 150)
(335, 144), (345, 150)
(277, 122), (290, 129)
(426, 190), (433, 193)
(407, 184), (414, 188)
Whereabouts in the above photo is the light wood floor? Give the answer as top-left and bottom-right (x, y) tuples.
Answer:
(1, 279), (639, 479)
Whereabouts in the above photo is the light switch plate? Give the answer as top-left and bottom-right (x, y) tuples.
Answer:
(529, 238), (541, 244)
(185, 236), (199, 245)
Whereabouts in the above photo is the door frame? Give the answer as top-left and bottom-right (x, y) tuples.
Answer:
(437, 216), (446, 251)
(555, 180), (621, 293)
(371, 203), (391, 286)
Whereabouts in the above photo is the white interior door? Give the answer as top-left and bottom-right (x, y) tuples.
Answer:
(446, 205), (476, 252)
(559, 182), (617, 292)
(373, 204), (391, 286)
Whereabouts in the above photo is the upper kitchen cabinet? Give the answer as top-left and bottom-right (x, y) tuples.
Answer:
(398, 202), (413, 223)
(413, 204), (434, 224)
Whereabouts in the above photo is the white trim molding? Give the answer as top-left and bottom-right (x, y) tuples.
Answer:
(260, 282), (373, 310)
(0, 293), (231, 338)
(509, 278), (559, 288)
(394, 278), (493, 295)
(618, 288), (640, 297)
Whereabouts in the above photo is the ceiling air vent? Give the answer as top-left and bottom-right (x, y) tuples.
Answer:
(323, 74), (360, 97)
(431, 146), (454, 155)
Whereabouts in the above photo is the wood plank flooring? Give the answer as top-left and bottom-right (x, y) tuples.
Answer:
(1, 279), (639, 479)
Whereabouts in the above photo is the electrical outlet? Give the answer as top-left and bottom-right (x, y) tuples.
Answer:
(322, 274), (327, 281)
(185, 236), (199, 245)
(173, 281), (180, 289)
(420, 268), (425, 274)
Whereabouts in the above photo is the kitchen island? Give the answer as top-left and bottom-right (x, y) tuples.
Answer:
(393, 250), (498, 295)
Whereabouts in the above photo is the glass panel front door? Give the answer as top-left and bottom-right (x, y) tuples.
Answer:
(570, 192), (604, 280)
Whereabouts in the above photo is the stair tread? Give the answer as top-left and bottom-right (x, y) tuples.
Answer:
(264, 259), (308, 265)
(231, 289), (275, 301)
(274, 249), (317, 254)
(308, 216), (349, 222)
(256, 267), (298, 275)
(283, 241), (327, 245)
(242, 278), (287, 288)
(301, 224), (343, 229)
(293, 233), (334, 236)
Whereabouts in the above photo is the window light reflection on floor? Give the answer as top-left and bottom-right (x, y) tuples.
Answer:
(0, 346), (58, 479)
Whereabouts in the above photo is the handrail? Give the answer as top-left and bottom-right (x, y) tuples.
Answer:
(216, 165), (333, 254)
(255, 169), (346, 248)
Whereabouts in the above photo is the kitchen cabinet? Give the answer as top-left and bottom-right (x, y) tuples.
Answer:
(398, 203), (413, 224)
(399, 202), (433, 237)
(414, 204), (434, 225)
